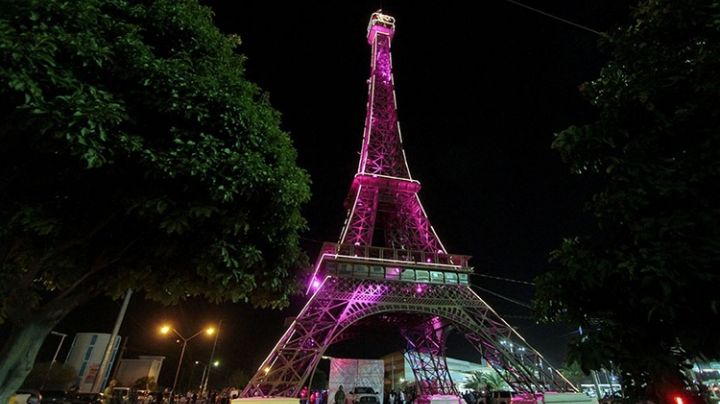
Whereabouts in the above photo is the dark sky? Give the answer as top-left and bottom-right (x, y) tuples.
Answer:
(44, 0), (630, 390)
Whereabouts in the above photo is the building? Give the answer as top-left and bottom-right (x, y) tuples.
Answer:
(114, 355), (166, 388)
(382, 352), (493, 392)
(65, 333), (121, 392)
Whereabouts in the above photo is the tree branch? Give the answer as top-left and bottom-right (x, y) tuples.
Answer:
(54, 238), (138, 301)
(40, 211), (120, 263)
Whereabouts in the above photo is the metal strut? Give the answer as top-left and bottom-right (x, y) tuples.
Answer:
(242, 278), (576, 397)
(402, 317), (457, 396)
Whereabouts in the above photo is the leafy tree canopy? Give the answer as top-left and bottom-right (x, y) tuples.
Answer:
(0, 0), (310, 319)
(21, 362), (77, 390)
(0, 0), (309, 398)
(535, 0), (720, 400)
(463, 370), (508, 392)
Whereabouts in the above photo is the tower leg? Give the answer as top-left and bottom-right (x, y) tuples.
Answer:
(242, 278), (576, 398)
(402, 317), (457, 396)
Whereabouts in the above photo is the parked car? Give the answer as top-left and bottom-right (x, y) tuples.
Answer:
(15, 390), (42, 404)
(487, 391), (512, 404)
(39, 390), (71, 404)
(67, 393), (103, 404)
(346, 387), (379, 404)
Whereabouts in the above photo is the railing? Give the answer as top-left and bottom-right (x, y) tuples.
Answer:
(321, 242), (471, 270)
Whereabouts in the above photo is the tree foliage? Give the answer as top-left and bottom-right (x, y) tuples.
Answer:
(310, 369), (328, 391)
(20, 362), (77, 390)
(227, 369), (249, 390)
(132, 376), (158, 392)
(0, 0), (310, 317)
(0, 0), (309, 398)
(463, 370), (508, 392)
(535, 0), (720, 400)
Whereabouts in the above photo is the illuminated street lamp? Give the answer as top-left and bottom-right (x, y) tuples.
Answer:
(158, 324), (215, 394)
(200, 320), (222, 396)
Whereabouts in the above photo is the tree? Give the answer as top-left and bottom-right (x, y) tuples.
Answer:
(463, 370), (508, 392)
(20, 362), (77, 390)
(309, 369), (328, 391)
(535, 0), (720, 401)
(132, 376), (158, 392)
(0, 0), (310, 400)
(227, 369), (249, 390)
(556, 361), (590, 389)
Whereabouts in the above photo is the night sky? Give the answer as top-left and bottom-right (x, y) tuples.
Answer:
(43, 0), (630, 390)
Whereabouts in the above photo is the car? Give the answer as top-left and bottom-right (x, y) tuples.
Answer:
(15, 390), (43, 404)
(39, 390), (73, 404)
(487, 391), (512, 404)
(67, 393), (103, 404)
(347, 387), (380, 404)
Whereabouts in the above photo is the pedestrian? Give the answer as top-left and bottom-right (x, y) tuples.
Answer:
(301, 386), (309, 404)
(388, 391), (395, 404)
(335, 386), (345, 404)
(398, 390), (405, 404)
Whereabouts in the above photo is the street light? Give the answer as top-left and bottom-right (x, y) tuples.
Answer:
(41, 331), (68, 389)
(201, 320), (222, 396)
(159, 324), (215, 394)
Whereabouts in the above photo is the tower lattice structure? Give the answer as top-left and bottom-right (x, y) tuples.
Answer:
(242, 11), (576, 398)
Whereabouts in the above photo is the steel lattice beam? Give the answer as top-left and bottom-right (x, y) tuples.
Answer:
(242, 278), (576, 397)
(402, 317), (457, 396)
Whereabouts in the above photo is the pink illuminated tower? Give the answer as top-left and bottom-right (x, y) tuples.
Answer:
(242, 11), (576, 399)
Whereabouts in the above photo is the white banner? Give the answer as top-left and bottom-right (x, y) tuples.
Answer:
(328, 358), (385, 404)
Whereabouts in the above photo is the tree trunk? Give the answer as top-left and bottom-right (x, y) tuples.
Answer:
(0, 317), (59, 404)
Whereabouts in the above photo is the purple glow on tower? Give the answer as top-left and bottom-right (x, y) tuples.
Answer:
(311, 278), (321, 290)
(336, 11), (448, 254)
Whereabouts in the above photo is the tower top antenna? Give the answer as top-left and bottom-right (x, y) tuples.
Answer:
(367, 10), (395, 43)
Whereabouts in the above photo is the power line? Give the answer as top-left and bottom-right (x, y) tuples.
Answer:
(500, 314), (537, 320)
(471, 272), (535, 286)
(501, 0), (603, 36)
(471, 284), (532, 309)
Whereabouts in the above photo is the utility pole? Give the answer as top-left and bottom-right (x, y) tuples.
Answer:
(92, 289), (133, 393)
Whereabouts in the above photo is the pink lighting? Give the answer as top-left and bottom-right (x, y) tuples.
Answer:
(335, 10), (451, 255)
(239, 11), (576, 399)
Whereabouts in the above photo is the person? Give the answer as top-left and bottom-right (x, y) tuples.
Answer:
(334, 386), (345, 404)
(103, 380), (118, 404)
(300, 387), (309, 404)
(398, 390), (405, 404)
(389, 391), (396, 404)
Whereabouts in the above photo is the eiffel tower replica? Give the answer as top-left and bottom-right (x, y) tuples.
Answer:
(242, 11), (576, 399)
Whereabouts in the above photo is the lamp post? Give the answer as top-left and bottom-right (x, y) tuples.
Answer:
(160, 325), (215, 395)
(41, 331), (68, 389)
(201, 320), (222, 396)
